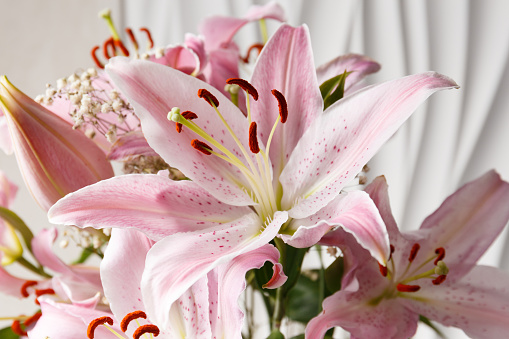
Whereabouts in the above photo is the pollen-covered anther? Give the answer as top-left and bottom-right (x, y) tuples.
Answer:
(396, 283), (421, 293)
(125, 28), (139, 51)
(176, 110), (198, 133)
(103, 37), (116, 59)
(378, 263), (388, 277)
(191, 139), (213, 155)
(249, 122), (260, 153)
(114, 38), (130, 57)
(271, 89), (288, 123)
(408, 243), (420, 262)
(388, 244), (395, 261)
(34, 288), (55, 305)
(121, 310), (147, 332)
(133, 324), (160, 339)
(90, 46), (104, 69)
(24, 311), (42, 327)
(198, 88), (219, 107)
(432, 275), (447, 285)
(11, 320), (27, 336)
(87, 316), (114, 339)
(226, 78), (259, 101)
(434, 247), (446, 265)
(140, 27), (154, 49)
(20, 280), (38, 298)
(241, 43), (264, 63)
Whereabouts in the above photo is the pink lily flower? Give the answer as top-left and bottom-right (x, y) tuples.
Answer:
(306, 171), (509, 339)
(0, 76), (114, 211)
(79, 228), (286, 337)
(0, 171), (23, 265)
(49, 24), (457, 325)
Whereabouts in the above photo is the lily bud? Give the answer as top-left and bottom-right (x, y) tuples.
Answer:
(0, 172), (22, 265)
(0, 76), (114, 211)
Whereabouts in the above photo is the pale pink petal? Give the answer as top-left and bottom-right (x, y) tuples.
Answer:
(141, 211), (288, 329)
(49, 174), (253, 240)
(0, 115), (13, 154)
(316, 54), (381, 95)
(415, 170), (509, 277)
(202, 47), (241, 96)
(30, 300), (120, 339)
(251, 24), (322, 178)
(0, 76), (114, 211)
(282, 72), (459, 219)
(283, 191), (389, 264)
(150, 44), (199, 76)
(106, 57), (256, 206)
(363, 176), (401, 238)
(402, 265), (509, 339)
(107, 130), (158, 160)
(0, 255), (28, 298)
(211, 244), (286, 338)
(31, 228), (70, 275)
(185, 33), (208, 73)
(0, 170), (17, 207)
(101, 228), (153, 320)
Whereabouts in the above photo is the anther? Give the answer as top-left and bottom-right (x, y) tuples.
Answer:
(20, 280), (38, 298)
(103, 37), (116, 59)
(191, 139), (213, 155)
(198, 88), (219, 107)
(226, 78), (259, 101)
(249, 122), (260, 153)
(121, 310), (147, 332)
(114, 39), (130, 57)
(87, 316), (114, 339)
(34, 288), (55, 305)
(396, 283), (421, 293)
(271, 89), (288, 123)
(24, 311), (42, 327)
(11, 320), (27, 336)
(91, 46), (104, 69)
(176, 111), (198, 133)
(434, 247), (446, 265)
(378, 263), (388, 277)
(133, 324), (160, 339)
(432, 275), (447, 285)
(140, 27), (154, 49)
(125, 28), (139, 51)
(408, 243), (420, 262)
(241, 43), (264, 63)
(388, 244), (395, 261)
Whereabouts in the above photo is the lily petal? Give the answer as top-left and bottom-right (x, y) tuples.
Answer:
(141, 210), (288, 329)
(106, 57), (256, 206)
(0, 114), (12, 154)
(316, 54), (381, 95)
(282, 72), (459, 219)
(416, 170), (509, 278)
(0, 254), (27, 298)
(283, 191), (390, 264)
(107, 130), (158, 161)
(251, 24), (322, 178)
(49, 174), (253, 240)
(402, 265), (509, 339)
(0, 76), (114, 211)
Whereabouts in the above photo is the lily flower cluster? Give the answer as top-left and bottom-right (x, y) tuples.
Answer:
(1, 2), (508, 339)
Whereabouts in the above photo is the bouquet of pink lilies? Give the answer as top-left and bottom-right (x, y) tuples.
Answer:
(1, 3), (508, 339)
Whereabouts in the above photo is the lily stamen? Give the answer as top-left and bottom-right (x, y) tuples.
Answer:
(121, 310), (147, 332)
(133, 324), (160, 339)
(90, 46), (104, 69)
(226, 78), (259, 101)
(20, 280), (38, 298)
(139, 27), (154, 49)
(197, 88), (219, 107)
(249, 122), (260, 154)
(191, 139), (213, 155)
(88, 316), (114, 339)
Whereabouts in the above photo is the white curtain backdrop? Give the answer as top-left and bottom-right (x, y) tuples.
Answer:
(1, 1), (508, 338)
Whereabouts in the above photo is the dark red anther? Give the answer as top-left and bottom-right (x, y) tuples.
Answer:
(103, 37), (116, 59)
(388, 244), (395, 261)
(133, 324), (160, 339)
(396, 283), (421, 293)
(432, 274), (447, 285)
(271, 89), (288, 123)
(378, 263), (388, 277)
(140, 27), (154, 49)
(91, 46), (104, 69)
(125, 28), (139, 51)
(176, 111), (198, 133)
(114, 39), (130, 57)
(198, 88), (219, 107)
(11, 320), (27, 336)
(226, 78), (259, 101)
(121, 310), (147, 332)
(249, 122), (260, 154)
(87, 316), (114, 339)
(34, 288), (55, 305)
(241, 43), (264, 63)
(24, 311), (42, 327)
(434, 247), (446, 265)
(191, 139), (213, 155)
(20, 280), (38, 298)
(408, 243), (420, 262)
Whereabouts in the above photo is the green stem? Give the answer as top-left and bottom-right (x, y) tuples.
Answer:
(271, 238), (286, 331)
(17, 257), (51, 278)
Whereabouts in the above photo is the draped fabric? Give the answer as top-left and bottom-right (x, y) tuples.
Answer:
(1, 1), (508, 338)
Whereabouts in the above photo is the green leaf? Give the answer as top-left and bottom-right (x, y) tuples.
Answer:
(320, 71), (352, 111)
(419, 315), (445, 338)
(72, 246), (95, 264)
(285, 272), (321, 323)
(0, 326), (20, 339)
(280, 245), (308, 294)
(324, 256), (344, 295)
(254, 260), (278, 299)
(267, 329), (285, 339)
(0, 206), (34, 253)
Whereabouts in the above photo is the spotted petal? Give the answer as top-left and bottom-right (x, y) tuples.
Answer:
(282, 72), (459, 219)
